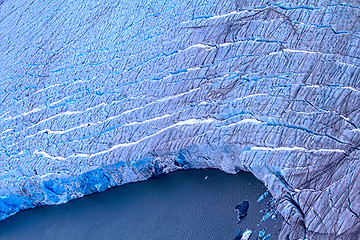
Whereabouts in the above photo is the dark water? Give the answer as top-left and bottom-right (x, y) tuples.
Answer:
(0, 169), (282, 240)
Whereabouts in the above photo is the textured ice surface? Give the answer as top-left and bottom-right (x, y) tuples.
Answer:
(0, 0), (360, 239)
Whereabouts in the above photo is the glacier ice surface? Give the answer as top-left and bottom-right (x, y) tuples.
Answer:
(0, 0), (360, 238)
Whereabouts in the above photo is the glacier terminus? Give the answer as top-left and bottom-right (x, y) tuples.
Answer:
(0, 0), (360, 239)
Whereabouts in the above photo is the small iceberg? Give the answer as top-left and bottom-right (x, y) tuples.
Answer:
(240, 229), (252, 240)
(257, 191), (269, 202)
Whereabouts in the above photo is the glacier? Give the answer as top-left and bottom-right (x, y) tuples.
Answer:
(0, 0), (360, 239)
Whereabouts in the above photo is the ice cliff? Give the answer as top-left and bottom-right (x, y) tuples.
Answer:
(0, 0), (359, 239)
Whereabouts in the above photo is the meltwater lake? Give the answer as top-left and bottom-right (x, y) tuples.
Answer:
(0, 169), (282, 240)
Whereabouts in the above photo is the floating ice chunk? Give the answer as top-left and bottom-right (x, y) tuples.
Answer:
(240, 229), (252, 240)
(257, 191), (269, 202)
(259, 229), (266, 238)
(262, 234), (271, 240)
